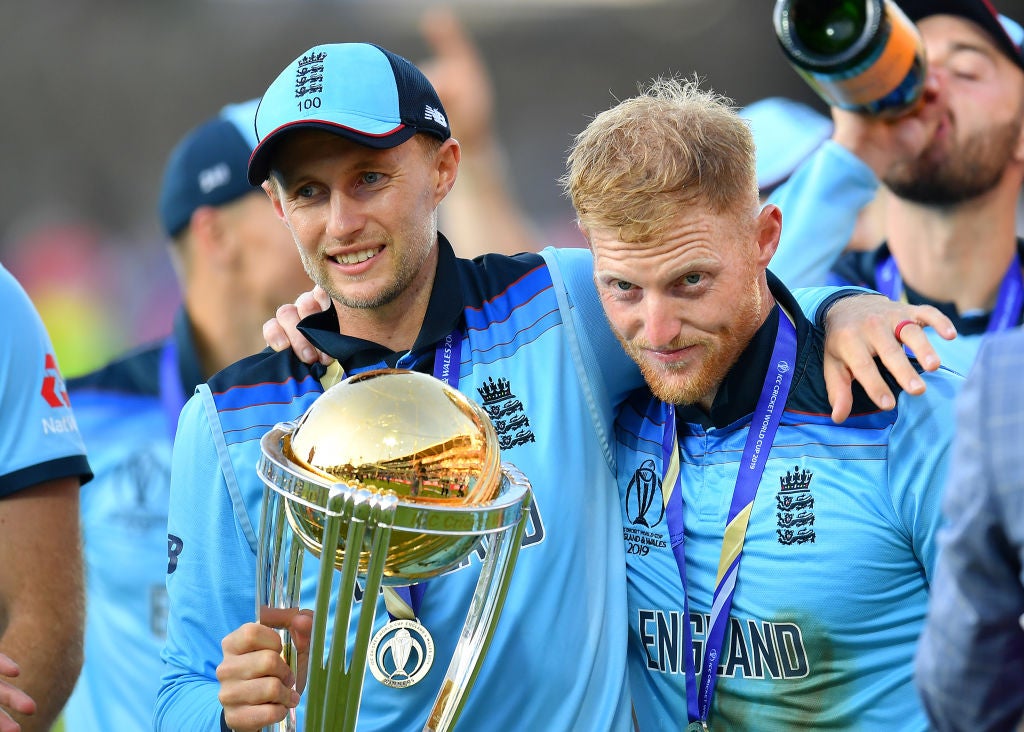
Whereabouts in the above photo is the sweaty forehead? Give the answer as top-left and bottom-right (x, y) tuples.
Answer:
(589, 214), (736, 269)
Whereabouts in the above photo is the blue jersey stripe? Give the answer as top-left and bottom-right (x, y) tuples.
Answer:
(211, 373), (322, 410)
(465, 311), (561, 367)
(463, 264), (552, 331)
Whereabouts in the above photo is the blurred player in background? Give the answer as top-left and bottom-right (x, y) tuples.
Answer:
(62, 100), (311, 731)
(768, 0), (1024, 376)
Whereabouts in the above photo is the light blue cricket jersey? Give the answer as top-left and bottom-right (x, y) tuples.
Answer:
(615, 281), (963, 731)
(0, 264), (90, 497)
(63, 310), (203, 731)
(156, 241), (640, 732)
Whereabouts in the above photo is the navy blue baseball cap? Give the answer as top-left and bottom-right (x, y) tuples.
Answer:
(247, 43), (451, 185)
(158, 98), (261, 238)
(898, 0), (1024, 73)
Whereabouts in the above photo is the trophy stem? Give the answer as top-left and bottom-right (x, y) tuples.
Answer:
(423, 477), (532, 732)
(330, 495), (397, 730)
(303, 497), (346, 732)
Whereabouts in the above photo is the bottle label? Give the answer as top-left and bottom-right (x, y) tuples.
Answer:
(799, 3), (923, 110)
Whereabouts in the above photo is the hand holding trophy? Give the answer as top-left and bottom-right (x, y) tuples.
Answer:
(256, 369), (532, 731)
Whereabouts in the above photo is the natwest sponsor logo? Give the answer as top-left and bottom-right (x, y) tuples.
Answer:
(39, 353), (79, 435)
(41, 354), (70, 408)
(42, 414), (78, 435)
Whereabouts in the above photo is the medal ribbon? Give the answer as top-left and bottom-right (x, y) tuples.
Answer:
(875, 253), (1023, 332)
(662, 313), (796, 727)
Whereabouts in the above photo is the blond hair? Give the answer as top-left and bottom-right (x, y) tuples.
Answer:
(563, 77), (759, 242)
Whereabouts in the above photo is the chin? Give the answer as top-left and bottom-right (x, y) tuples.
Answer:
(639, 366), (695, 406)
(648, 350), (732, 405)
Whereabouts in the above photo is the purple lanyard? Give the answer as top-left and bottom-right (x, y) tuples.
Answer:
(388, 329), (463, 619)
(875, 253), (1023, 332)
(662, 314), (796, 727)
(159, 338), (188, 440)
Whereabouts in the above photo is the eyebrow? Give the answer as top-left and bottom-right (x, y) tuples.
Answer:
(944, 40), (999, 62)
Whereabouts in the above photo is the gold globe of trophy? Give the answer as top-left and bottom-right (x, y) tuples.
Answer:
(256, 368), (533, 732)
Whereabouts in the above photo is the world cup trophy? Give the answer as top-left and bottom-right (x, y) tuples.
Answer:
(255, 368), (532, 732)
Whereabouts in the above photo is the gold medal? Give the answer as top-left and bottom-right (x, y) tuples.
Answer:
(367, 618), (435, 688)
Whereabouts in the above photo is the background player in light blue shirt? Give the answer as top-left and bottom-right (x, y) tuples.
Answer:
(0, 264), (92, 731)
(564, 77), (963, 730)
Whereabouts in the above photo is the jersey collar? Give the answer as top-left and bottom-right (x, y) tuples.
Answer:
(172, 307), (207, 395)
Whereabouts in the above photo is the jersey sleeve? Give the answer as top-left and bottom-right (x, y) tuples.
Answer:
(768, 140), (880, 289)
(0, 266), (90, 497)
(155, 388), (256, 731)
(541, 246), (644, 473)
(789, 284), (875, 330)
(886, 368), (962, 581)
(543, 246), (642, 401)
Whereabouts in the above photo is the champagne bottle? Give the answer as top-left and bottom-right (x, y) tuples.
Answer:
(773, 0), (927, 117)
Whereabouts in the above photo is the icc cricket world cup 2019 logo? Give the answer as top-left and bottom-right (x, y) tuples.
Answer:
(626, 459), (664, 528)
(623, 459), (667, 555)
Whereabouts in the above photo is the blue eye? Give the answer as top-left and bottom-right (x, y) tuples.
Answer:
(615, 281), (634, 291)
(363, 172), (384, 185)
(683, 273), (702, 285)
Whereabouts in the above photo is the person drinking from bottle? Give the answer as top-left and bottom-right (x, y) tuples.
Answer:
(769, 0), (1024, 377)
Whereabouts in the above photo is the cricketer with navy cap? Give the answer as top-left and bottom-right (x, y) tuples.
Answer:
(155, 42), (958, 732)
(63, 100), (309, 731)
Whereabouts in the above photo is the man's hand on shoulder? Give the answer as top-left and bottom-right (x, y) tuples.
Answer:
(821, 294), (955, 423)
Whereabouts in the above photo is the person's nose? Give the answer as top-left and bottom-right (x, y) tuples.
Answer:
(641, 293), (681, 349)
(326, 192), (366, 241)
(920, 60), (945, 106)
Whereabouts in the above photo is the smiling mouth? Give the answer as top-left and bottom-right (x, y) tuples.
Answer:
(331, 246), (383, 265)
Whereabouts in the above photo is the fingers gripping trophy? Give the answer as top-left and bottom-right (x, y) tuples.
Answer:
(256, 369), (533, 731)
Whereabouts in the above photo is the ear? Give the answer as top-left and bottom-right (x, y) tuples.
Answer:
(1013, 116), (1024, 165)
(754, 204), (783, 268)
(576, 220), (595, 250)
(262, 179), (288, 223)
(188, 205), (235, 269)
(433, 138), (462, 205)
